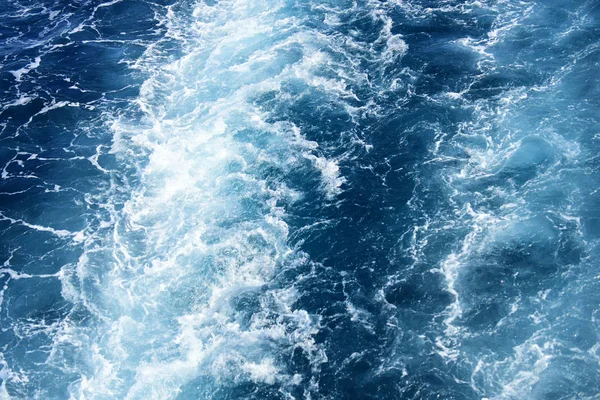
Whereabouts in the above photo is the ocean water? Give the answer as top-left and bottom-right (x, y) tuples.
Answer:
(0, 0), (599, 398)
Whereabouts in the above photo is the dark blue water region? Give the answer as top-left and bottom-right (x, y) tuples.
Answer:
(1, 0), (600, 399)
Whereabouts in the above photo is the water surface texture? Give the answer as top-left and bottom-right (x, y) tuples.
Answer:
(1, 0), (600, 398)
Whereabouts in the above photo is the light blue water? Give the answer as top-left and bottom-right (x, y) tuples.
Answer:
(1, 0), (599, 398)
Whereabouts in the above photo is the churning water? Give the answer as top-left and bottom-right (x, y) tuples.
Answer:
(1, 0), (600, 398)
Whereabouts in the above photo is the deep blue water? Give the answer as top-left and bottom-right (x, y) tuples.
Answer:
(1, 0), (600, 398)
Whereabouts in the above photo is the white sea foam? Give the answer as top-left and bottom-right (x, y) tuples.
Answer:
(9, 57), (41, 82)
(53, 0), (367, 397)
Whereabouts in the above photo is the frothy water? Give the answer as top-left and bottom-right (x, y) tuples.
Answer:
(1, 0), (599, 398)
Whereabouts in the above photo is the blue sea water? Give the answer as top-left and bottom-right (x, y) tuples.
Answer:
(1, 0), (600, 398)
